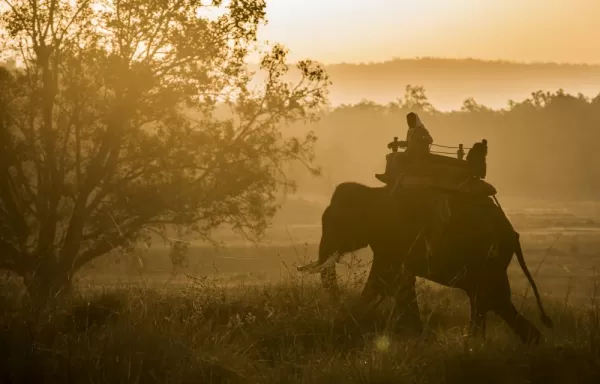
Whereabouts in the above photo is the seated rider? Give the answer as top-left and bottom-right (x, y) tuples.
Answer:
(457, 144), (465, 160)
(375, 112), (434, 184)
(466, 139), (488, 179)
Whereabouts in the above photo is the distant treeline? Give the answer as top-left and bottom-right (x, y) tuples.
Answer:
(252, 58), (600, 110)
(286, 86), (600, 200)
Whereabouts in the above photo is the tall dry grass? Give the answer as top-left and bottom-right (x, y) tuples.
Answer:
(1, 258), (599, 384)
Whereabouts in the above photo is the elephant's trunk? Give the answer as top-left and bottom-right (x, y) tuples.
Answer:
(320, 265), (340, 301)
(296, 190), (371, 301)
(296, 206), (340, 274)
(295, 229), (341, 274)
(296, 207), (342, 300)
(295, 240), (341, 300)
(318, 235), (341, 300)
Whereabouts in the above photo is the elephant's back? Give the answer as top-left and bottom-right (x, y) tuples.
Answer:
(330, 182), (386, 207)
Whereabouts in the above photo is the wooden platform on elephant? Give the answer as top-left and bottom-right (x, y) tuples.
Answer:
(388, 152), (472, 175)
(395, 174), (497, 196)
(388, 152), (496, 196)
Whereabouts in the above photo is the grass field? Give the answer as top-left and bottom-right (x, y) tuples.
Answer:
(2, 202), (600, 383)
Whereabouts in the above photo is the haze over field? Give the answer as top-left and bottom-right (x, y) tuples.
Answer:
(275, 59), (600, 111)
(256, 0), (600, 110)
(2, 1), (600, 383)
(261, 0), (600, 65)
(248, 58), (600, 111)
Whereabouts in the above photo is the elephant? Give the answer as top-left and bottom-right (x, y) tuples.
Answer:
(297, 181), (554, 344)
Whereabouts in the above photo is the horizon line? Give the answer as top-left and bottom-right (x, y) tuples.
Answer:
(247, 56), (600, 67)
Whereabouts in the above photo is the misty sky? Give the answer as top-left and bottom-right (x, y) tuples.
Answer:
(261, 0), (600, 64)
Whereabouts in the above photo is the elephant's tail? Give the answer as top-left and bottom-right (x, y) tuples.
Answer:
(492, 195), (553, 329)
(514, 232), (554, 328)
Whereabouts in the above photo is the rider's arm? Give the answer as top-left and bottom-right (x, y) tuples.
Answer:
(425, 129), (434, 144)
(417, 127), (433, 145)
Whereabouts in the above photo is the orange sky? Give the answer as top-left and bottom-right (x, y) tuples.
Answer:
(260, 0), (600, 64)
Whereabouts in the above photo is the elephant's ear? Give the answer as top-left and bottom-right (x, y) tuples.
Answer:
(341, 210), (371, 249)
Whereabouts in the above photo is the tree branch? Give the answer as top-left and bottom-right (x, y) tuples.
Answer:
(73, 214), (152, 271)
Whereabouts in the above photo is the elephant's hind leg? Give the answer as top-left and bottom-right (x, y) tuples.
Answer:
(488, 273), (542, 345)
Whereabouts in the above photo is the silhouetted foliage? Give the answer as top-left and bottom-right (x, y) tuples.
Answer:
(255, 57), (600, 108)
(0, 0), (329, 299)
(290, 87), (600, 200)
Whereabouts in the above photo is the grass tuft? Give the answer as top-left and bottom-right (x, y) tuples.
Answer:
(1, 273), (599, 383)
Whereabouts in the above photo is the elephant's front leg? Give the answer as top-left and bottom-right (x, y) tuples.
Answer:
(467, 293), (488, 340)
(391, 271), (423, 334)
(349, 253), (387, 321)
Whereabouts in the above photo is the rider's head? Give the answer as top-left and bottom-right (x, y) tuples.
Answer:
(406, 112), (418, 128)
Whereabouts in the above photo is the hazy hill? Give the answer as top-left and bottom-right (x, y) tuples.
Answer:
(252, 58), (600, 111)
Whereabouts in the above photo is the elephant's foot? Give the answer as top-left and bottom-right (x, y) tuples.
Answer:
(521, 325), (543, 346)
(386, 301), (423, 336)
(351, 292), (385, 319)
(392, 289), (423, 336)
(466, 317), (487, 340)
(391, 313), (423, 336)
(332, 295), (385, 336)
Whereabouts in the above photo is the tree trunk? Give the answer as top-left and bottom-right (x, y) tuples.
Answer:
(22, 261), (74, 306)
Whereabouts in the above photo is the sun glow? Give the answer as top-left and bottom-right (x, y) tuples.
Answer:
(261, 0), (479, 63)
(260, 0), (600, 64)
